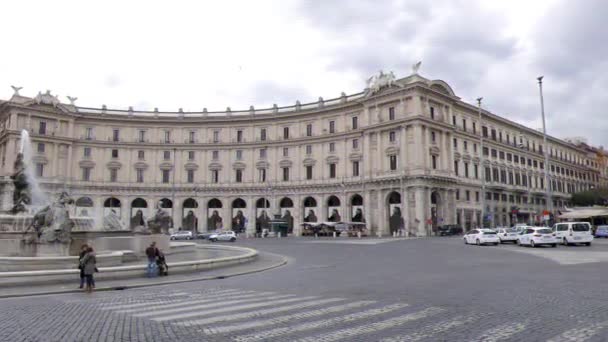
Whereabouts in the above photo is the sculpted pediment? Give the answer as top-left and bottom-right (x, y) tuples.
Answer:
(385, 146), (399, 156)
(349, 153), (362, 161)
(279, 159), (293, 168)
(208, 162), (223, 171)
(325, 155), (340, 164)
(429, 146), (440, 155)
(159, 162), (173, 170)
(256, 160), (270, 169)
(133, 161), (148, 170)
(232, 161), (246, 170)
(79, 160), (95, 168)
(184, 162), (199, 171)
(303, 158), (317, 166)
(106, 161), (122, 169)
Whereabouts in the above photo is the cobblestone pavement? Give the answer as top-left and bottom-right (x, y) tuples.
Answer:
(2, 237), (608, 341)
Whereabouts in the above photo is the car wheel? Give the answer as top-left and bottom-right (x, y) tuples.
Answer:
(210, 238), (217, 242)
(230, 238), (236, 242)
(464, 238), (468, 245)
(516, 239), (521, 246)
(170, 237), (175, 240)
(476, 239), (481, 246)
(585, 242), (591, 246)
(494, 243), (499, 246)
(530, 240), (536, 248)
(563, 238), (570, 246)
(552, 244), (557, 248)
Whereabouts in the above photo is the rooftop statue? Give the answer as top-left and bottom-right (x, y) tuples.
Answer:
(366, 70), (400, 95)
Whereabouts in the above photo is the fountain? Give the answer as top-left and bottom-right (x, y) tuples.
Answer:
(0, 130), (171, 271)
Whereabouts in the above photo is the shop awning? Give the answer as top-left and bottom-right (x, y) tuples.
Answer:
(558, 208), (608, 219)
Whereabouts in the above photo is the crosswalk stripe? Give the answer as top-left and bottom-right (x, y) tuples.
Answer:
(474, 322), (527, 342)
(112, 291), (268, 313)
(101, 289), (245, 310)
(206, 300), (374, 335)
(150, 296), (321, 322)
(546, 320), (608, 342)
(379, 314), (480, 342)
(133, 294), (296, 318)
(232, 302), (408, 342)
(294, 306), (445, 342)
(175, 297), (352, 327)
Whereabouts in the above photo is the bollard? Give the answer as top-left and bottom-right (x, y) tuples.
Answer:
(315, 233), (318, 239)
(357, 231), (362, 239)
(278, 232), (281, 239)
(333, 231), (336, 238)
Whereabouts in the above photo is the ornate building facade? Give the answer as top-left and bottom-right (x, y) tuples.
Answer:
(0, 71), (601, 236)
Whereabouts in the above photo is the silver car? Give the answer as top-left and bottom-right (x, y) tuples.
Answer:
(170, 230), (193, 240)
(208, 231), (237, 242)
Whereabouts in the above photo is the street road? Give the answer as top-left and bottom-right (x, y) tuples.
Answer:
(2, 237), (608, 341)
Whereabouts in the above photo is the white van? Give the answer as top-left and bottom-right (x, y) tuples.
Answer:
(552, 222), (594, 246)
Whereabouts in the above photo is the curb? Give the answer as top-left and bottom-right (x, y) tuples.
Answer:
(0, 252), (288, 299)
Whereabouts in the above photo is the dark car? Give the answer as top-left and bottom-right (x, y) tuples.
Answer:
(438, 225), (463, 236)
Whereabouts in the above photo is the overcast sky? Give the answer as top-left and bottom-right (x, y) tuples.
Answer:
(1, 0), (606, 146)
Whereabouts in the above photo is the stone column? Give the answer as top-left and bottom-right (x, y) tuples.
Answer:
(378, 189), (387, 236)
(400, 126), (407, 171)
(401, 187), (409, 236)
(94, 197), (104, 230)
(293, 193), (302, 237)
(364, 190), (372, 234)
(320, 195), (328, 222)
(247, 196), (256, 237)
(121, 196), (131, 229)
(200, 198), (208, 232)
(173, 198), (182, 230)
(414, 187), (426, 236)
(221, 198), (231, 230)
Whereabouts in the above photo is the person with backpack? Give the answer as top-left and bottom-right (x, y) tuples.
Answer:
(145, 242), (159, 277)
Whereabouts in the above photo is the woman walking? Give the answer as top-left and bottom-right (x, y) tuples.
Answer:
(78, 244), (88, 289)
(80, 246), (97, 293)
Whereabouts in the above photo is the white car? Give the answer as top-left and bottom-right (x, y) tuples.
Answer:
(170, 230), (193, 240)
(209, 231), (237, 242)
(517, 227), (558, 247)
(497, 228), (518, 243)
(463, 229), (500, 246)
(553, 222), (593, 246)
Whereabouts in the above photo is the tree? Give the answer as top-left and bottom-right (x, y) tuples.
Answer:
(571, 188), (608, 206)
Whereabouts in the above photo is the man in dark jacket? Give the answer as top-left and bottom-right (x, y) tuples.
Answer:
(145, 242), (158, 277)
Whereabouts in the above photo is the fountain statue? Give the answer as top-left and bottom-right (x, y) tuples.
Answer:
(10, 153), (30, 214)
(147, 201), (172, 234)
(23, 192), (75, 244)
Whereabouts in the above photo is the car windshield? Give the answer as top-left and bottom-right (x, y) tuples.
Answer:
(506, 228), (517, 233)
(483, 231), (497, 235)
(536, 229), (553, 234)
(572, 224), (590, 232)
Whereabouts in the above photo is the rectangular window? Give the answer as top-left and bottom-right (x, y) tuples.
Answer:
(389, 131), (396, 142)
(139, 130), (146, 143)
(430, 106), (435, 119)
(282, 167), (289, 181)
(306, 145), (312, 155)
(456, 190), (460, 200)
(85, 127), (93, 140)
(491, 149), (497, 158)
(389, 155), (397, 171)
(533, 160), (538, 168)
(212, 150), (219, 160)
(483, 147), (489, 156)
(491, 129), (496, 141)
(164, 131), (171, 143)
(111, 149), (118, 158)
(283, 147), (289, 157)
(306, 124), (313, 136)
(506, 153), (512, 162)
(463, 141), (468, 151)
(329, 163), (336, 178)
(389, 107), (395, 121)
(514, 155), (519, 163)
(82, 168), (91, 181)
(499, 151), (505, 160)
(485, 167), (491, 182)
(352, 116), (359, 129)
(306, 165), (313, 180)
(492, 168), (499, 182)
(188, 151), (195, 160)
(453, 138), (457, 148)
(137, 150), (144, 160)
(329, 121), (335, 134)
(473, 122), (477, 134)
(352, 139), (359, 149)
(212, 170), (219, 183)
(454, 161), (459, 176)
(474, 144), (477, 153)
(189, 131), (195, 143)
(110, 169), (117, 182)
(283, 127), (289, 139)
(163, 151), (170, 160)
(260, 128), (267, 141)
(258, 168), (267, 182)
(432, 155), (437, 169)
(482, 126), (488, 138)
(237, 130), (243, 143)
(431, 131), (436, 143)
(187, 170), (194, 183)
(353, 161), (360, 177)
(39, 121), (46, 135)
(452, 115), (457, 125)
(464, 162), (469, 178)
(329, 142), (335, 152)
(235, 169), (242, 183)
(113, 129), (119, 142)
(475, 191), (480, 202)
(466, 190), (470, 201)
(474, 165), (479, 179)
(462, 119), (467, 131)
(236, 150), (243, 160)
(84, 147), (91, 158)
(162, 170), (170, 183)
(37, 143), (45, 153)
(213, 130), (219, 143)
(136, 169), (143, 183)
(259, 148), (267, 159)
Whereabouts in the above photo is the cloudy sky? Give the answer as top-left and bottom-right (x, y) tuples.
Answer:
(1, 0), (606, 146)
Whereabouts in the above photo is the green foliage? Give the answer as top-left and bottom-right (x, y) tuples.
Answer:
(571, 188), (608, 206)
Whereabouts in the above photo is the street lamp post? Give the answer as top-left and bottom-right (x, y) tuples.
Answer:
(477, 97), (486, 228)
(537, 76), (553, 226)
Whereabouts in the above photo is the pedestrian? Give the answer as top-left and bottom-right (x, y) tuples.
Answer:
(80, 246), (97, 293)
(156, 249), (169, 276)
(145, 242), (159, 277)
(78, 244), (88, 289)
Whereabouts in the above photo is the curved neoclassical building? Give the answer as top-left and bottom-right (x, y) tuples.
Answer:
(0, 71), (602, 236)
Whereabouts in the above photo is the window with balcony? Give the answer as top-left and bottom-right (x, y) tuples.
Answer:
(82, 167), (91, 181)
(189, 131), (195, 143)
(499, 151), (505, 160)
(306, 124), (313, 137)
(485, 167), (491, 182)
(39, 121), (46, 135)
(389, 155), (397, 171)
(483, 147), (489, 156)
(507, 153), (512, 162)
(389, 107), (395, 121)
(329, 121), (335, 134)
(329, 163), (336, 178)
(353, 161), (360, 177)
(352, 116), (359, 129)
(306, 165), (313, 180)
(213, 130), (219, 143)
(491, 149), (497, 158)
(492, 168), (499, 182)
(138, 130), (146, 143)
(491, 129), (496, 141)
(111, 149), (118, 158)
(283, 127), (289, 139)
(482, 126), (488, 138)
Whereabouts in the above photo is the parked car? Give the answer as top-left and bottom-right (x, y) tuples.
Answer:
(497, 228), (518, 243)
(517, 227), (558, 247)
(170, 230), (193, 240)
(438, 224), (463, 236)
(594, 225), (608, 238)
(463, 229), (500, 246)
(553, 222), (593, 246)
(196, 231), (217, 240)
(209, 231), (237, 242)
